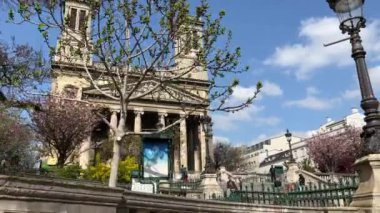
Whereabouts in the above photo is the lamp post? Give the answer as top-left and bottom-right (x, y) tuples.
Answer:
(200, 115), (216, 174)
(285, 129), (295, 163)
(326, 0), (380, 154)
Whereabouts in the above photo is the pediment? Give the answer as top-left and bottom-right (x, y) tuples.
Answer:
(82, 80), (207, 105)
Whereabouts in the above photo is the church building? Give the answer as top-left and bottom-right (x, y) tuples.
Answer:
(50, 0), (211, 178)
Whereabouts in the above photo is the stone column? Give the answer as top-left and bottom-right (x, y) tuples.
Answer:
(79, 135), (92, 169)
(199, 122), (206, 171)
(350, 154), (380, 210)
(194, 144), (200, 172)
(200, 173), (224, 199)
(110, 110), (118, 131)
(180, 114), (188, 169)
(134, 109), (144, 133)
(286, 161), (299, 184)
(173, 140), (180, 178)
(158, 111), (167, 128)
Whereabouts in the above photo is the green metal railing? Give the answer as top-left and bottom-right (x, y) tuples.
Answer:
(216, 179), (358, 207)
(158, 180), (202, 192)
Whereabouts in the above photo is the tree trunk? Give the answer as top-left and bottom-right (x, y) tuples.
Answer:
(108, 110), (119, 187)
(57, 154), (66, 168)
(108, 137), (120, 187)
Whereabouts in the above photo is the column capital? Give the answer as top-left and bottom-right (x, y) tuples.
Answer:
(180, 113), (188, 119)
(109, 106), (120, 113)
(134, 108), (144, 115)
(158, 111), (168, 117)
(110, 109), (119, 114)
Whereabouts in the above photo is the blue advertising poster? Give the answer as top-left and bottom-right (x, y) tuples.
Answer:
(143, 138), (169, 178)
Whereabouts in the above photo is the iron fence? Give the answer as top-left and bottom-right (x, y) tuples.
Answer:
(216, 179), (358, 207)
(159, 179), (202, 191)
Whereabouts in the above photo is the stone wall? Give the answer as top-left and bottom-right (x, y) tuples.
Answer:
(0, 175), (367, 213)
(0, 175), (123, 213)
(124, 191), (364, 213)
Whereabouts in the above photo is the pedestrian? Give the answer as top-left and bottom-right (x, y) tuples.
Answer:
(269, 165), (276, 182)
(227, 176), (238, 191)
(0, 159), (6, 173)
(226, 176), (238, 197)
(299, 174), (305, 187)
(180, 165), (188, 181)
(238, 177), (243, 190)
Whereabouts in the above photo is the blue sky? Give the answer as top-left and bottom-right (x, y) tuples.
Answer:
(1, 1), (380, 146)
(207, 1), (380, 145)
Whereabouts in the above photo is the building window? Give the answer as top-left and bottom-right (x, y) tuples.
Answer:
(68, 8), (87, 31)
(69, 8), (77, 30)
(192, 30), (200, 50)
(79, 10), (87, 31)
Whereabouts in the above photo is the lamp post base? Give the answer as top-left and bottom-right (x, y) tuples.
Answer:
(362, 125), (380, 154)
(200, 173), (223, 199)
(351, 154), (380, 210)
(203, 156), (216, 174)
(286, 161), (299, 184)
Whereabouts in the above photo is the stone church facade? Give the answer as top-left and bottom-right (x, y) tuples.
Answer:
(51, 0), (211, 177)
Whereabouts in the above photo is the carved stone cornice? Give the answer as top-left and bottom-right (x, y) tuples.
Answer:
(52, 62), (210, 86)
(82, 79), (208, 106)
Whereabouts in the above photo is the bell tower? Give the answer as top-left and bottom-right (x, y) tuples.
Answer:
(175, 20), (208, 81)
(54, 0), (92, 65)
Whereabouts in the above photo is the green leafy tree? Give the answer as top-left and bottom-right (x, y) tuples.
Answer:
(299, 158), (315, 173)
(83, 156), (138, 183)
(11, 0), (262, 186)
(56, 164), (82, 179)
(0, 38), (47, 109)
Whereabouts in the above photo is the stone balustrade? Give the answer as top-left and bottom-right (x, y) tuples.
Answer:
(0, 175), (369, 213)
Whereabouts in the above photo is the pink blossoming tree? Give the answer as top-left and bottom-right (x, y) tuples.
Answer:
(308, 127), (363, 173)
(32, 97), (98, 167)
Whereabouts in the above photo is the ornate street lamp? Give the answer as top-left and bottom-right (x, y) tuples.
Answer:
(326, 0), (380, 153)
(285, 129), (295, 163)
(199, 115), (216, 174)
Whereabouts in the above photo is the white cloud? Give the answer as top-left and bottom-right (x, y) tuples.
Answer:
(255, 117), (281, 126)
(212, 105), (263, 131)
(341, 66), (380, 100)
(212, 105), (281, 131)
(262, 81), (283, 96)
(342, 89), (361, 100)
(285, 96), (334, 110)
(232, 86), (258, 102)
(265, 17), (380, 80)
(369, 66), (380, 92)
(213, 136), (230, 144)
(212, 82), (282, 132)
(231, 81), (283, 102)
(284, 86), (341, 110)
(306, 87), (320, 96)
